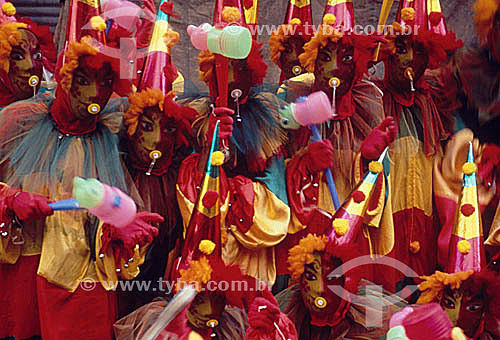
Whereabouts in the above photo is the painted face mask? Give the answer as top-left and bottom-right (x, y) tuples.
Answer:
(129, 105), (178, 173)
(281, 36), (307, 80)
(186, 292), (226, 331)
(69, 55), (114, 120)
(441, 285), (485, 337)
(300, 252), (350, 327)
(387, 36), (429, 92)
(8, 28), (43, 100)
(313, 40), (355, 102)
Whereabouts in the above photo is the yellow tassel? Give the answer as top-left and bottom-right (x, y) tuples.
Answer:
(457, 240), (471, 254)
(462, 162), (477, 175)
(2, 2), (16, 16)
(369, 161), (383, 174)
(90, 16), (106, 31)
(333, 219), (349, 236)
(290, 18), (302, 25)
(211, 151), (225, 166)
(199, 240), (216, 255)
(323, 13), (336, 26)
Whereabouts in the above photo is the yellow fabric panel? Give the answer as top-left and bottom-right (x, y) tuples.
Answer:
(390, 136), (434, 216)
(485, 202), (500, 246)
(230, 182), (289, 249)
(433, 129), (494, 207)
(172, 72), (184, 93)
(363, 177), (395, 257)
(222, 231), (276, 286)
(37, 209), (91, 292)
(147, 20), (170, 54)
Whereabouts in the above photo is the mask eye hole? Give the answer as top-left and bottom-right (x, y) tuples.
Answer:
(342, 55), (353, 63)
(442, 297), (456, 309)
(139, 121), (153, 132)
(466, 303), (483, 312)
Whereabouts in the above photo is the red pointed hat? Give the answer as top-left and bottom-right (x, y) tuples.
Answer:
(322, 0), (354, 31)
(65, 0), (106, 44)
(213, 0), (247, 26)
(285, 0), (313, 25)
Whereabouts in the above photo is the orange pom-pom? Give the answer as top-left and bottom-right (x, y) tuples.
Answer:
(221, 6), (241, 23)
(401, 7), (416, 22)
(409, 241), (421, 254)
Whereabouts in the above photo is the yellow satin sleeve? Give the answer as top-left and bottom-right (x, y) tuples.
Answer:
(229, 182), (289, 250)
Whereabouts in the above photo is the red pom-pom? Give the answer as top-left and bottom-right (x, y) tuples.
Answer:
(429, 12), (443, 27)
(352, 190), (366, 203)
(460, 204), (475, 217)
(202, 190), (218, 208)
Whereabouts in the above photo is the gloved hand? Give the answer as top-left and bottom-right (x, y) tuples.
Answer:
(248, 297), (280, 333)
(361, 116), (398, 161)
(206, 107), (234, 144)
(304, 140), (334, 173)
(136, 0), (156, 49)
(100, 211), (162, 263)
(5, 191), (54, 222)
(478, 144), (500, 189)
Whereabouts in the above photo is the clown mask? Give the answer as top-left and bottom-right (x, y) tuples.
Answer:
(281, 36), (307, 80)
(8, 28), (43, 100)
(69, 55), (114, 120)
(129, 105), (178, 173)
(441, 285), (485, 337)
(186, 292), (226, 331)
(387, 36), (429, 92)
(313, 40), (355, 102)
(300, 252), (349, 327)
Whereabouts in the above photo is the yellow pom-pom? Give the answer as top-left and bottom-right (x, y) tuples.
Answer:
(462, 162), (477, 175)
(323, 13), (336, 26)
(290, 18), (302, 25)
(2, 2), (16, 16)
(199, 240), (216, 255)
(332, 219), (349, 236)
(457, 240), (471, 254)
(401, 7), (416, 22)
(409, 241), (420, 254)
(369, 161), (383, 174)
(221, 6), (241, 23)
(211, 151), (225, 166)
(90, 16), (106, 31)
